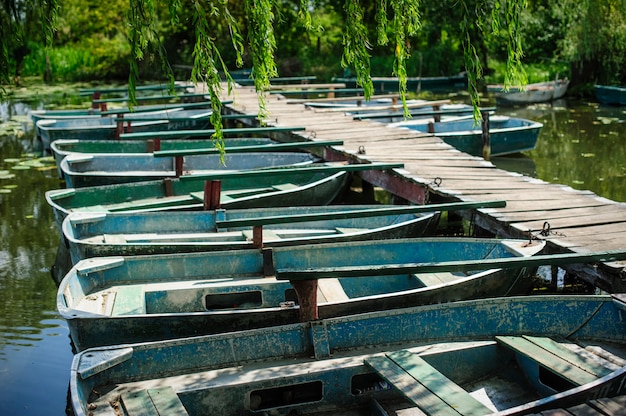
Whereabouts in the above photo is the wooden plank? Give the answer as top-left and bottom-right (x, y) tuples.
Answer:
(364, 355), (459, 416)
(180, 162), (404, 182)
(317, 279), (349, 302)
(112, 286), (145, 316)
(152, 140), (343, 157)
(147, 387), (189, 416)
(121, 390), (159, 416)
(495, 336), (598, 386)
(388, 350), (492, 416)
(215, 200), (506, 228)
(276, 250), (626, 280)
(522, 336), (614, 378)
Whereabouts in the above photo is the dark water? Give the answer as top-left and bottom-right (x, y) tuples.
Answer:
(0, 101), (72, 415)
(491, 99), (626, 203)
(0, 95), (624, 415)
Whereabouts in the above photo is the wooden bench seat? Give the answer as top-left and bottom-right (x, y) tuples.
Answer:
(121, 386), (189, 416)
(317, 278), (349, 302)
(413, 272), (463, 287)
(495, 336), (611, 386)
(365, 350), (492, 416)
(111, 285), (146, 316)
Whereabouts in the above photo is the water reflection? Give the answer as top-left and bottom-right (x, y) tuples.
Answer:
(0, 106), (72, 415)
(491, 99), (626, 202)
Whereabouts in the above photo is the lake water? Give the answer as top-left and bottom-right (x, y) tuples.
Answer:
(0, 94), (624, 415)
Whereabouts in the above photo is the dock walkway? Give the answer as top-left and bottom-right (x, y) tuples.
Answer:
(219, 84), (626, 292)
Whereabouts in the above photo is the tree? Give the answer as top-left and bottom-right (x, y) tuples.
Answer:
(2, 0), (529, 145)
(1, 0), (59, 90)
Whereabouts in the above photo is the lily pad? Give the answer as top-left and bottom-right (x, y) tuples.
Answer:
(0, 173), (16, 180)
(581, 153), (595, 158)
(3, 184), (18, 189)
(0, 189), (11, 194)
(11, 165), (30, 170)
(3, 158), (21, 163)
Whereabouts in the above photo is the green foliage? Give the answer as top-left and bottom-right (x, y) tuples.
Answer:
(558, 0), (626, 85)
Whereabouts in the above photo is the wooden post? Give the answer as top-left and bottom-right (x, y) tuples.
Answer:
(428, 122), (435, 134)
(433, 105), (441, 123)
(115, 114), (124, 139)
(175, 156), (184, 177)
(91, 92), (100, 109)
(252, 225), (264, 248)
(481, 110), (491, 160)
(203, 180), (222, 210)
(291, 280), (319, 322)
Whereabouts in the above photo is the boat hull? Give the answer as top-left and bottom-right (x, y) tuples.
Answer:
(595, 85), (626, 106)
(45, 169), (351, 229)
(394, 115), (543, 157)
(62, 206), (440, 264)
(70, 294), (626, 416)
(58, 237), (544, 351)
(491, 80), (569, 105)
(36, 108), (213, 151)
(60, 152), (320, 187)
(50, 137), (275, 178)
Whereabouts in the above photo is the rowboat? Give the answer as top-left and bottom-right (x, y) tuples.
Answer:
(391, 115), (543, 157)
(488, 79), (570, 105)
(58, 236), (544, 351)
(36, 108), (214, 151)
(50, 137), (276, 177)
(29, 100), (215, 124)
(45, 163), (401, 229)
(61, 202), (462, 264)
(68, 293), (626, 415)
(595, 85), (626, 106)
(59, 151), (321, 187)
(332, 72), (469, 93)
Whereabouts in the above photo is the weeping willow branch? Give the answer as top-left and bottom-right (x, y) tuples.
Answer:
(389, 0), (421, 117)
(189, 0), (244, 162)
(245, 0), (278, 120)
(342, 0), (374, 99)
(127, 0), (177, 107)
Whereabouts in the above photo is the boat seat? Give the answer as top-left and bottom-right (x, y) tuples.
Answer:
(335, 227), (367, 234)
(317, 278), (349, 302)
(103, 234), (126, 244)
(495, 336), (612, 386)
(120, 386), (189, 416)
(272, 183), (298, 191)
(365, 350), (492, 416)
(413, 272), (462, 287)
(242, 229), (281, 242)
(111, 286), (146, 316)
(106, 195), (196, 212)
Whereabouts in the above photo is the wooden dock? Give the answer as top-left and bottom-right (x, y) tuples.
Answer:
(217, 84), (626, 292)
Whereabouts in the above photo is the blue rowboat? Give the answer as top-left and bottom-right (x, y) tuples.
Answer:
(68, 293), (626, 415)
(332, 72), (469, 93)
(61, 204), (447, 264)
(59, 151), (321, 187)
(50, 137), (276, 178)
(45, 163), (402, 229)
(58, 236), (545, 351)
(36, 108), (214, 151)
(391, 115), (543, 157)
(595, 85), (626, 106)
(29, 100), (215, 124)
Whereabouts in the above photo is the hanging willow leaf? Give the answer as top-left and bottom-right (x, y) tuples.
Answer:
(245, 0), (278, 120)
(342, 0), (374, 99)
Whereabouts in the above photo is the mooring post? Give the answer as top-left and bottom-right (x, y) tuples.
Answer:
(291, 279), (319, 322)
(481, 110), (491, 160)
